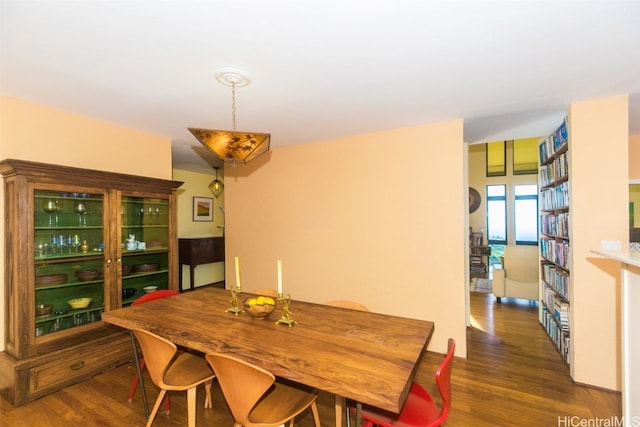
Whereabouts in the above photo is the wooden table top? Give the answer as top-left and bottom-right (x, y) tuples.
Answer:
(102, 287), (434, 413)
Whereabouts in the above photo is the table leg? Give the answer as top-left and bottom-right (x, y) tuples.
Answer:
(189, 265), (196, 291)
(130, 332), (149, 418)
(355, 402), (362, 427)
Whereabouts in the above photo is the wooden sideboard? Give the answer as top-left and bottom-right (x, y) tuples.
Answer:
(178, 237), (225, 291)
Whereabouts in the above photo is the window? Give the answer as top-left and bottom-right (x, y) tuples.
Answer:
(514, 184), (538, 245)
(486, 141), (506, 177)
(486, 185), (506, 244)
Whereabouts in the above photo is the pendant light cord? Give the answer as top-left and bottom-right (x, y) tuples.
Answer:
(231, 82), (237, 132)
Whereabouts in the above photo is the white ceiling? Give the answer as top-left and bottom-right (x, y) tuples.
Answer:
(2, 1), (640, 174)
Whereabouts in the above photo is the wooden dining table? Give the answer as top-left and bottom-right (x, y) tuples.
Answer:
(102, 287), (434, 427)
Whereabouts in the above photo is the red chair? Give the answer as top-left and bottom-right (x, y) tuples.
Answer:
(356, 338), (455, 427)
(128, 290), (180, 417)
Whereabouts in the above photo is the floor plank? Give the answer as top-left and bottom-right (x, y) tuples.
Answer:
(1, 292), (621, 426)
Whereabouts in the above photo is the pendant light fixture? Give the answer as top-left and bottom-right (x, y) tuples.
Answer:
(189, 68), (270, 164)
(209, 166), (224, 198)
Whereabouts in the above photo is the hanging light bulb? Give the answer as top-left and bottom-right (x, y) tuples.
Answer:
(189, 68), (270, 164)
(209, 166), (224, 198)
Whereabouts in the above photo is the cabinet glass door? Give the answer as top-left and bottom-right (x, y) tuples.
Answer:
(34, 190), (105, 337)
(121, 196), (170, 305)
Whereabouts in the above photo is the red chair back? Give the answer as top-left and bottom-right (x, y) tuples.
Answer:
(433, 338), (455, 424)
(132, 290), (180, 306)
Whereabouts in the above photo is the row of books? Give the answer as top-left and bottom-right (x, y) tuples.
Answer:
(541, 262), (570, 300)
(539, 118), (569, 164)
(541, 303), (571, 364)
(540, 212), (570, 238)
(540, 238), (571, 270)
(539, 152), (569, 187)
(470, 263), (487, 273)
(540, 181), (570, 211)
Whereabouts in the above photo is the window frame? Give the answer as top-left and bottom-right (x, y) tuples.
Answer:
(513, 184), (539, 245)
(486, 184), (507, 245)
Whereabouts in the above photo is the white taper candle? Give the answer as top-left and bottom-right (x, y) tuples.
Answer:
(277, 259), (283, 295)
(235, 256), (241, 290)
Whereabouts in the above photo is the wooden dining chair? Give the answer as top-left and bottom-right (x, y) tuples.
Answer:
(354, 338), (456, 427)
(205, 352), (321, 427)
(128, 290), (180, 417)
(325, 299), (370, 312)
(325, 300), (370, 427)
(132, 329), (214, 427)
(247, 288), (279, 297)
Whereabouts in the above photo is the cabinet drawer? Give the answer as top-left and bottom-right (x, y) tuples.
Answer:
(29, 335), (132, 395)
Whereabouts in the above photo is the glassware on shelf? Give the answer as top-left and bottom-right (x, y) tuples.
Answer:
(71, 234), (81, 253)
(43, 198), (58, 227)
(57, 234), (66, 254)
(74, 200), (87, 226)
(36, 242), (44, 257)
(51, 235), (59, 255)
(154, 207), (161, 224)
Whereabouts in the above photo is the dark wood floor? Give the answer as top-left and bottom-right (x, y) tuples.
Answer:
(1, 292), (621, 426)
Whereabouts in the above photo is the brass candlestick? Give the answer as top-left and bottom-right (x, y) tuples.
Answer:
(276, 293), (296, 327)
(226, 287), (243, 315)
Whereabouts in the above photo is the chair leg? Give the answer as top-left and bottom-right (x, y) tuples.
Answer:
(163, 394), (171, 414)
(310, 401), (321, 427)
(145, 389), (167, 427)
(128, 358), (146, 401)
(335, 395), (345, 427)
(186, 387), (197, 427)
(204, 380), (213, 409)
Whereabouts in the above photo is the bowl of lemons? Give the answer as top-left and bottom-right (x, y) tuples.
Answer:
(244, 295), (276, 319)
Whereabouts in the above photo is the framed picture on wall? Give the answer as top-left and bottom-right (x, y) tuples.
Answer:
(193, 197), (214, 222)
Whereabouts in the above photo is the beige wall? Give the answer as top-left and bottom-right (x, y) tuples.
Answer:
(570, 95), (628, 390)
(1, 94), (634, 384)
(630, 134), (640, 180)
(224, 120), (467, 356)
(0, 96), (173, 351)
(172, 169), (225, 287)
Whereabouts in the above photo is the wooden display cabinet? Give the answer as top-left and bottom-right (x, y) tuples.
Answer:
(0, 159), (182, 406)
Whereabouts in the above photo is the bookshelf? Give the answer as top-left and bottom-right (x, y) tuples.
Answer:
(470, 231), (491, 278)
(538, 118), (571, 365)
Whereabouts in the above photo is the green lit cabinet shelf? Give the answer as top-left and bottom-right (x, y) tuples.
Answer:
(0, 159), (182, 406)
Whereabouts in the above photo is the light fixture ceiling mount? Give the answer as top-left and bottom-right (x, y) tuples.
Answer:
(215, 68), (251, 88)
(189, 68), (270, 165)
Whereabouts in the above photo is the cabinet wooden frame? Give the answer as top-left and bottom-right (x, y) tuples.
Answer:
(0, 159), (183, 406)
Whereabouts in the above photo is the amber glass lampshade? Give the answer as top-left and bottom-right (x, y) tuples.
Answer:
(209, 166), (224, 198)
(189, 129), (270, 165)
